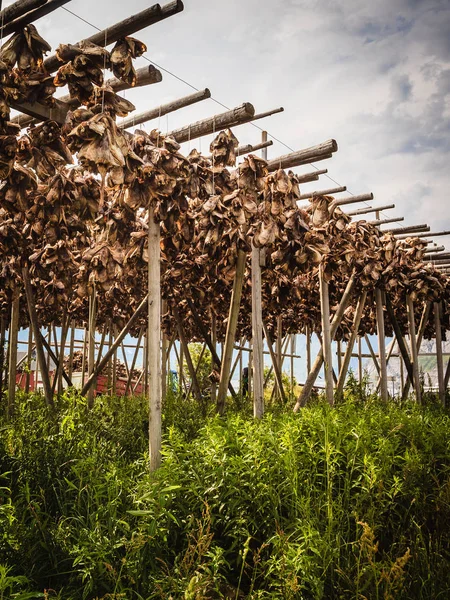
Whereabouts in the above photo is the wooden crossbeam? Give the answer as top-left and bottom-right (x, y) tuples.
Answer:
(424, 246), (445, 254)
(266, 139), (337, 172)
(43, 0), (184, 73)
(298, 185), (346, 200)
(347, 204), (395, 217)
(331, 193), (374, 208)
(236, 140), (273, 157)
(426, 252), (450, 261)
(295, 168), (327, 184)
(167, 102), (254, 143)
(395, 230), (450, 240)
(0, 0), (46, 24)
(389, 224), (430, 235)
(368, 217), (404, 226)
(0, 0), (71, 37)
(120, 89), (211, 130)
(9, 97), (70, 124)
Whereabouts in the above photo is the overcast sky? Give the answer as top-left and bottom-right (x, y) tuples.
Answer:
(5, 0), (450, 234)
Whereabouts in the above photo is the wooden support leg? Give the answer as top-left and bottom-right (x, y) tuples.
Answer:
(217, 249), (247, 415)
(22, 268), (53, 408)
(148, 206), (162, 471)
(407, 295), (422, 404)
(384, 293), (414, 397)
(87, 288), (96, 408)
(306, 325), (311, 376)
(336, 292), (367, 397)
(161, 300), (168, 403)
(8, 293), (20, 417)
(294, 275), (356, 411)
(434, 302), (445, 405)
(263, 322), (287, 404)
(375, 288), (388, 401)
(0, 316), (6, 399)
(211, 312), (217, 404)
(173, 306), (202, 403)
(68, 321), (75, 382)
(25, 325), (33, 394)
(402, 301), (431, 398)
(319, 266), (334, 406)
(358, 336), (362, 383)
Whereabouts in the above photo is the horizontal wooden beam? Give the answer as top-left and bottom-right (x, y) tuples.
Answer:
(9, 97), (69, 124)
(167, 102), (255, 143)
(237, 139), (273, 157)
(368, 217), (404, 226)
(298, 185), (346, 200)
(389, 224), (430, 235)
(295, 168), (327, 184)
(0, 0), (71, 37)
(266, 139), (337, 172)
(332, 193), (374, 208)
(395, 230), (450, 240)
(120, 88), (211, 130)
(424, 246), (445, 254)
(347, 203), (395, 216)
(43, 0), (184, 73)
(0, 0), (46, 25)
(425, 254), (450, 263)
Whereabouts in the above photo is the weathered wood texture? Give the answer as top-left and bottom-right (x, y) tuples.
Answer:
(120, 89), (211, 130)
(266, 139), (337, 172)
(0, 0), (71, 37)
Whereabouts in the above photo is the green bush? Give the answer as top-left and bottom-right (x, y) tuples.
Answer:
(0, 391), (449, 598)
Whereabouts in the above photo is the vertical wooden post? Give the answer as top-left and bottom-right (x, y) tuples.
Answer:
(400, 356), (404, 392)
(68, 321), (75, 381)
(148, 205), (162, 471)
(0, 316), (6, 399)
(22, 268), (53, 407)
(319, 265), (334, 405)
(112, 327), (118, 395)
(81, 326), (87, 387)
(434, 301), (445, 405)
(358, 336), (363, 383)
(402, 301), (431, 398)
(173, 307), (202, 403)
(8, 292), (20, 417)
(336, 292), (367, 397)
(306, 325), (311, 376)
(375, 288), (388, 401)
(337, 339), (342, 375)
(290, 334), (295, 399)
(406, 295), (422, 404)
(211, 312), (217, 404)
(161, 299), (168, 403)
(276, 316), (283, 401)
(217, 249), (247, 414)
(55, 313), (69, 397)
(25, 325), (33, 393)
(87, 287), (96, 408)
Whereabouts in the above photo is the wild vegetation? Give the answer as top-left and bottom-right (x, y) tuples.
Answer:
(0, 386), (449, 599)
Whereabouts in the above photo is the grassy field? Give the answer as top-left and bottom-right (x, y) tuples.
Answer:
(0, 390), (449, 599)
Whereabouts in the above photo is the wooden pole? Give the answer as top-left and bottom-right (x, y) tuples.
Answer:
(262, 322), (287, 404)
(22, 268), (53, 407)
(406, 295), (422, 404)
(0, 0), (46, 25)
(319, 265), (334, 405)
(87, 288), (96, 408)
(293, 275), (356, 411)
(148, 205), (162, 471)
(306, 325), (311, 376)
(173, 307), (202, 403)
(266, 139), (337, 172)
(347, 204), (395, 217)
(358, 336), (363, 383)
(211, 312), (217, 404)
(7, 293), (20, 417)
(434, 302), (445, 405)
(217, 249), (247, 415)
(375, 288), (388, 401)
(161, 300), (168, 403)
(336, 291), (367, 397)
(402, 301), (431, 398)
(384, 294), (414, 394)
(125, 327), (145, 395)
(250, 131), (266, 418)
(81, 327), (87, 387)
(187, 298), (237, 398)
(298, 185), (346, 200)
(364, 334), (381, 375)
(68, 321), (75, 381)
(25, 325), (33, 394)
(0, 316), (6, 399)
(121, 89), (211, 130)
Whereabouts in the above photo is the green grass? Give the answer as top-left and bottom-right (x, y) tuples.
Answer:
(0, 390), (449, 598)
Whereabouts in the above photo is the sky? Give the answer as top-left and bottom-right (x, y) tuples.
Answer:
(5, 0), (450, 385)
